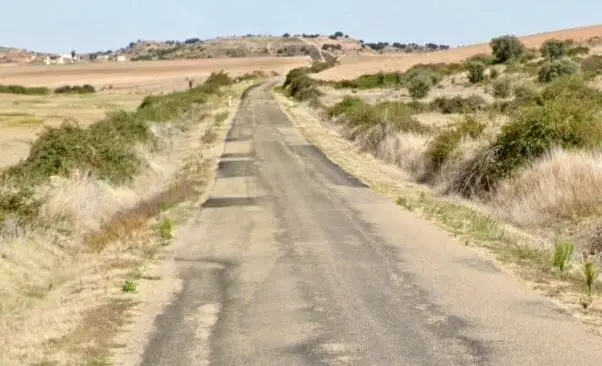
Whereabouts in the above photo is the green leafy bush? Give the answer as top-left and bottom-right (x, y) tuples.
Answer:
(466, 53), (495, 66)
(540, 39), (572, 60)
(492, 78), (512, 98)
(328, 98), (429, 135)
(567, 45), (590, 57)
(490, 35), (526, 64)
(425, 116), (485, 173)
(407, 73), (432, 99)
(0, 84), (50, 95)
(513, 82), (538, 102)
(466, 61), (486, 83)
(430, 95), (487, 114)
(538, 58), (581, 83)
(54, 84), (96, 94)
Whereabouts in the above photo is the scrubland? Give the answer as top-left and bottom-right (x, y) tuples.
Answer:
(280, 36), (602, 313)
(0, 70), (261, 365)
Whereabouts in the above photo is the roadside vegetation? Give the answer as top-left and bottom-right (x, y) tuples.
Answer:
(0, 70), (254, 364)
(281, 33), (602, 310)
(0, 84), (97, 96)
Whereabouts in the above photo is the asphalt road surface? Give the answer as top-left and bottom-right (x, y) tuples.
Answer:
(140, 82), (602, 365)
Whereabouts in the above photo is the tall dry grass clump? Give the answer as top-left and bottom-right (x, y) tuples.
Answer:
(490, 148), (602, 228)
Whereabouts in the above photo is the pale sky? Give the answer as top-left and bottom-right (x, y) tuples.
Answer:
(2, 0), (600, 53)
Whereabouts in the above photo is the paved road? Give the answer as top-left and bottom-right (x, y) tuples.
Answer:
(140, 82), (602, 365)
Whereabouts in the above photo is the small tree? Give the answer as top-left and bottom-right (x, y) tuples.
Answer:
(334, 31), (344, 38)
(538, 58), (581, 83)
(71, 50), (76, 59)
(540, 39), (572, 60)
(408, 74), (432, 99)
(490, 35), (526, 64)
(467, 61), (486, 83)
(282, 33), (290, 38)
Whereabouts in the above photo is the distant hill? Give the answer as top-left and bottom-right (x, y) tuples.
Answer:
(89, 32), (451, 62)
(3, 25), (601, 67)
(0, 32), (453, 65)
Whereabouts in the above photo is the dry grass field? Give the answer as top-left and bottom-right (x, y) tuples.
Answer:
(0, 56), (311, 169)
(0, 63), (263, 364)
(0, 56), (310, 88)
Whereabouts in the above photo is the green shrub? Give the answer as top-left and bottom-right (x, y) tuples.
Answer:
(405, 66), (442, 86)
(333, 71), (404, 89)
(489, 68), (499, 79)
(0, 84), (50, 95)
(425, 116), (485, 173)
(54, 84), (96, 94)
(453, 78), (602, 197)
(567, 45), (590, 57)
(540, 39), (572, 60)
(328, 96), (365, 118)
(466, 61), (486, 83)
(490, 35), (526, 64)
(430, 95), (487, 114)
(328, 98), (429, 136)
(466, 53), (495, 66)
(538, 58), (581, 83)
(407, 74), (432, 99)
(492, 78), (512, 98)
(519, 48), (539, 63)
(513, 82), (538, 102)
(373, 101), (430, 134)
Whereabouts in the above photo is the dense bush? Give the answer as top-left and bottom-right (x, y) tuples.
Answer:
(328, 97), (429, 135)
(54, 84), (96, 94)
(0, 84), (50, 95)
(567, 45), (590, 57)
(490, 35), (526, 64)
(538, 58), (581, 83)
(466, 53), (495, 66)
(425, 116), (486, 173)
(466, 61), (486, 83)
(513, 82), (538, 101)
(332, 72), (403, 89)
(430, 95), (487, 114)
(283, 61), (338, 103)
(408, 74), (432, 99)
(492, 78), (512, 98)
(453, 77), (602, 197)
(540, 39), (572, 60)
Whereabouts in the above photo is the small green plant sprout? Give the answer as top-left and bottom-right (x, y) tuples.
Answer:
(552, 240), (574, 276)
(159, 217), (173, 241)
(122, 280), (137, 293)
(582, 255), (599, 297)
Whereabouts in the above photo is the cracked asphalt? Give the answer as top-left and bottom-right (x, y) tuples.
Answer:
(139, 82), (602, 366)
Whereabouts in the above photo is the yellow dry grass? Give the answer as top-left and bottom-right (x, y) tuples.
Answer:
(0, 82), (251, 365)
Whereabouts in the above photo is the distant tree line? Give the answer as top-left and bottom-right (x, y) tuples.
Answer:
(364, 41), (450, 52)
